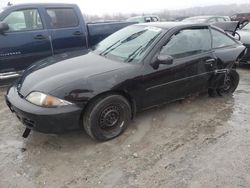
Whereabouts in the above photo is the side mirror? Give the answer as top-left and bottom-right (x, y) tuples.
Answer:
(0, 22), (9, 34)
(151, 54), (174, 69)
(157, 54), (174, 65)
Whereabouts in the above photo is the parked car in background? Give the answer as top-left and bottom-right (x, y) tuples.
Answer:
(231, 13), (250, 27)
(0, 3), (135, 79)
(5, 22), (246, 141)
(237, 22), (250, 64)
(183, 16), (229, 23)
(126, 15), (160, 23)
(223, 16), (231, 22)
(173, 16), (189, 21)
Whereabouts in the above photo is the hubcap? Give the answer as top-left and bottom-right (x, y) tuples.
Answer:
(99, 105), (121, 130)
(222, 76), (232, 92)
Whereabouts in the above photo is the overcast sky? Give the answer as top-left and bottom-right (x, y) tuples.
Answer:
(0, 0), (249, 15)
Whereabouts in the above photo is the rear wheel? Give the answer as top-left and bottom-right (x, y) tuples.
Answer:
(83, 94), (131, 141)
(216, 70), (239, 96)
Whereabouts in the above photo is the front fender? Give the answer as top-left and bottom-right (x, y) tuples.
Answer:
(50, 66), (143, 107)
(49, 79), (94, 107)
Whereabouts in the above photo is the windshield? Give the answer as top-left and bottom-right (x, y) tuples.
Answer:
(242, 23), (250, 30)
(94, 25), (162, 63)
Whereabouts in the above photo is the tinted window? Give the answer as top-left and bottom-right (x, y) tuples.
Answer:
(3, 9), (43, 32)
(46, 8), (78, 28)
(160, 28), (211, 59)
(211, 29), (236, 48)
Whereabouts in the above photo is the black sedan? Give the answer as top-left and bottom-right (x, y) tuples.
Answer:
(5, 22), (246, 141)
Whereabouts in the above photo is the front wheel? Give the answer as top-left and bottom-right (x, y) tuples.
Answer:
(83, 95), (131, 141)
(216, 70), (239, 96)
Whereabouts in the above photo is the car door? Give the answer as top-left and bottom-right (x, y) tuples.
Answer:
(143, 27), (215, 108)
(0, 8), (52, 73)
(44, 7), (87, 54)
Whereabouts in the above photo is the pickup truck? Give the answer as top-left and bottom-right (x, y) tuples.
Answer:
(0, 3), (134, 79)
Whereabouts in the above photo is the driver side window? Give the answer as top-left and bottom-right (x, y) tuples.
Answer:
(3, 9), (43, 32)
(160, 28), (212, 59)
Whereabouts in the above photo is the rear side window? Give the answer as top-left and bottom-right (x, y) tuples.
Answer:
(211, 29), (236, 48)
(3, 9), (43, 32)
(46, 8), (79, 28)
(160, 28), (212, 59)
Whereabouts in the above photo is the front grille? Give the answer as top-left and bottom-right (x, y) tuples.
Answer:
(23, 118), (35, 127)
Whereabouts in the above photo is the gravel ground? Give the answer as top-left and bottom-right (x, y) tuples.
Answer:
(0, 68), (250, 188)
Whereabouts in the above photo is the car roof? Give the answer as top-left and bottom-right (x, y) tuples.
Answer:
(137, 22), (209, 30)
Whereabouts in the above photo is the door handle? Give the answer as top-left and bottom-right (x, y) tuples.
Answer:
(205, 58), (216, 68)
(34, 34), (47, 40)
(205, 59), (216, 64)
(73, 31), (82, 36)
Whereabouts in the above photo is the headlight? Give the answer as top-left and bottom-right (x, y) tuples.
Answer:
(26, 91), (72, 107)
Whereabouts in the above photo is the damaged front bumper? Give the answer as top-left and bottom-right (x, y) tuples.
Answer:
(5, 85), (84, 137)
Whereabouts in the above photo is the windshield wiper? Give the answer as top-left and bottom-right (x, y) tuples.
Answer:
(125, 34), (160, 63)
(125, 46), (144, 62)
(99, 40), (121, 56)
(99, 30), (148, 57)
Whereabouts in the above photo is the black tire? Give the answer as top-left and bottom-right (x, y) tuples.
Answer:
(216, 70), (239, 96)
(83, 94), (131, 141)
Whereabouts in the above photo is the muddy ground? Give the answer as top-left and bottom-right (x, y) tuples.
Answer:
(1, 68), (250, 188)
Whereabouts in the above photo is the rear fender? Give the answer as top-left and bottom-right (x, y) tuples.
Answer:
(209, 69), (228, 89)
(214, 45), (246, 69)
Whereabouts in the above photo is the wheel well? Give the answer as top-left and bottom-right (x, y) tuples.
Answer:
(216, 58), (224, 69)
(83, 90), (136, 120)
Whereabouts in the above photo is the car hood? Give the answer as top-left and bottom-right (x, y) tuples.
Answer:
(238, 30), (250, 45)
(17, 51), (131, 97)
